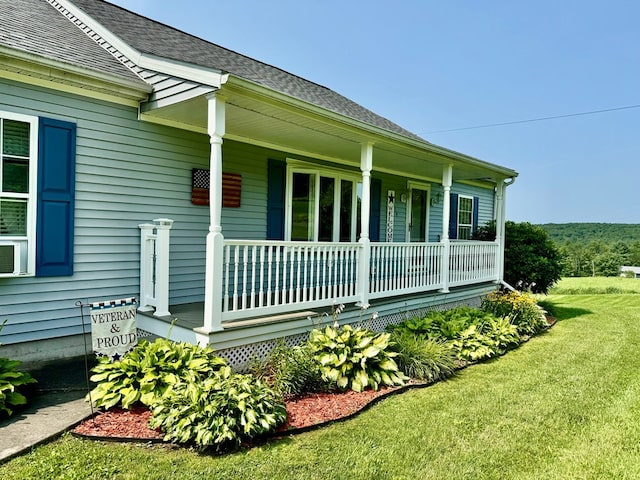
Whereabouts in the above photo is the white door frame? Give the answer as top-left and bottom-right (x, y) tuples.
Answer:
(406, 181), (431, 242)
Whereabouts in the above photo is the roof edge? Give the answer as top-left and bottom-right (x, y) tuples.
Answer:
(0, 44), (151, 103)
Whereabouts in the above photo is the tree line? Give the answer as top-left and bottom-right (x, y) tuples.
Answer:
(538, 223), (640, 277)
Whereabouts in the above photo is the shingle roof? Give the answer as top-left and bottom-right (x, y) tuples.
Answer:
(68, 0), (426, 142)
(0, 0), (142, 84)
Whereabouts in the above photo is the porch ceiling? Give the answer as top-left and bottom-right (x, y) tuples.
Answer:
(141, 89), (513, 184)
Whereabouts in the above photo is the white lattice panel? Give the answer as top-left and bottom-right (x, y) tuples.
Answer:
(138, 296), (483, 371)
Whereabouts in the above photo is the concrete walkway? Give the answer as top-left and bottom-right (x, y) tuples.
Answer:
(0, 356), (96, 463)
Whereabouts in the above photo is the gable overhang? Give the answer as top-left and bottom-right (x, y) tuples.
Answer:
(0, 45), (151, 107)
(56, 0), (227, 89)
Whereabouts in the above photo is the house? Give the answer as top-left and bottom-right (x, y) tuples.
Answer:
(621, 266), (640, 278)
(0, 0), (517, 365)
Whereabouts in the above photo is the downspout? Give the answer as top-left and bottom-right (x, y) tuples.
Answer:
(497, 176), (516, 287)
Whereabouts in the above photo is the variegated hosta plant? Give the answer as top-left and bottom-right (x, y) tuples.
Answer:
(308, 324), (408, 392)
(88, 338), (228, 410)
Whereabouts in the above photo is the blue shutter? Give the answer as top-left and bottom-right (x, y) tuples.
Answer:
(369, 178), (381, 242)
(449, 193), (458, 240)
(266, 159), (286, 240)
(472, 196), (480, 236)
(36, 117), (76, 276)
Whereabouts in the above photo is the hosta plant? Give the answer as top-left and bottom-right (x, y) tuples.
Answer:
(0, 320), (37, 417)
(451, 316), (520, 362)
(88, 338), (227, 410)
(308, 324), (408, 392)
(150, 366), (286, 450)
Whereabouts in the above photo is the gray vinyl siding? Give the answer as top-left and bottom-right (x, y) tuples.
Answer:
(0, 78), (212, 345)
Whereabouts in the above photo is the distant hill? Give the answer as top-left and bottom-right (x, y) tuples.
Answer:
(537, 223), (640, 244)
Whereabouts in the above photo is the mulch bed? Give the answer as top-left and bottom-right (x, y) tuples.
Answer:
(73, 318), (558, 443)
(72, 384), (411, 442)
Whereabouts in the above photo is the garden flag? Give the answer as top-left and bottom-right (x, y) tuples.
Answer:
(90, 297), (137, 361)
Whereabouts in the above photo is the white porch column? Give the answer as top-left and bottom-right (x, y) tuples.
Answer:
(495, 180), (506, 282)
(198, 92), (226, 342)
(357, 143), (373, 307)
(440, 164), (453, 293)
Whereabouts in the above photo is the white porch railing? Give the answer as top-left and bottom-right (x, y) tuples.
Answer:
(449, 241), (499, 287)
(138, 225), (500, 325)
(221, 240), (360, 321)
(369, 242), (444, 299)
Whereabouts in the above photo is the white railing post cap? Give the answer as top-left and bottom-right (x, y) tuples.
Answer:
(138, 223), (155, 229)
(153, 218), (174, 228)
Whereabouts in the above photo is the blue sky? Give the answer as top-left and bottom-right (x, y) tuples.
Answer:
(109, 0), (639, 224)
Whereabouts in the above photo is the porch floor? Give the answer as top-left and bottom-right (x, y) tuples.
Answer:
(138, 303), (318, 332)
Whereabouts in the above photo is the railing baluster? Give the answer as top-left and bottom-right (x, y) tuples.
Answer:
(232, 246), (240, 312)
(250, 245), (257, 309)
(223, 244), (230, 312)
(295, 246), (301, 303)
(288, 245), (295, 306)
(258, 246), (265, 308)
(273, 246), (280, 306)
(241, 246), (248, 309)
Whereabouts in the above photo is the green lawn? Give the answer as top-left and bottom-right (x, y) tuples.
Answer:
(549, 275), (640, 294)
(3, 281), (640, 479)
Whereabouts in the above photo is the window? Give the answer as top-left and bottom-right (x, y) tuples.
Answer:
(0, 113), (76, 277)
(286, 166), (361, 242)
(0, 112), (38, 276)
(457, 195), (474, 240)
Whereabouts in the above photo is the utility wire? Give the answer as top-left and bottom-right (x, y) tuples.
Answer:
(423, 103), (640, 134)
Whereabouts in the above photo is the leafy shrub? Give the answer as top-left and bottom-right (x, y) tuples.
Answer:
(249, 341), (325, 398)
(482, 290), (549, 336)
(388, 307), (499, 342)
(451, 317), (520, 362)
(475, 221), (563, 293)
(0, 357), (37, 417)
(150, 366), (286, 450)
(308, 325), (408, 392)
(88, 338), (227, 410)
(389, 332), (456, 381)
(390, 306), (521, 363)
(0, 320), (37, 417)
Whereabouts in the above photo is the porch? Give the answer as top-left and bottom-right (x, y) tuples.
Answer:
(134, 93), (511, 347)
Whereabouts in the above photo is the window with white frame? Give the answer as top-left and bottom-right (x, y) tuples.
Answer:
(0, 112), (38, 276)
(457, 195), (474, 240)
(286, 165), (362, 242)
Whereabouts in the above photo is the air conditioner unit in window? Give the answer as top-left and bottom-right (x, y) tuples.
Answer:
(0, 242), (20, 275)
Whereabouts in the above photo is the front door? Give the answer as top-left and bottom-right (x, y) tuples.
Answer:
(408, 187), (428, 242)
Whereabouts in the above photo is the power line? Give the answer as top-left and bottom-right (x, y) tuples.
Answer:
(423, 103), (640, 134)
